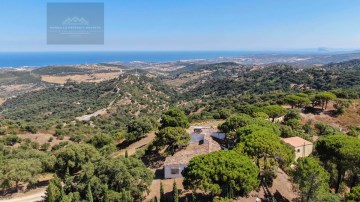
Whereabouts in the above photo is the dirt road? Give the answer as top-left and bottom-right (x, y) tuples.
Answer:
(112, 132), (156, 157)
(0, 188), (46, 202)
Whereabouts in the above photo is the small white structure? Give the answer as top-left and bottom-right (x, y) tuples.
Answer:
(282, 137), (313, 160)
(189, 126), (225, 142)
(163, 164), (188, 179)
(164, 126), (223, 179)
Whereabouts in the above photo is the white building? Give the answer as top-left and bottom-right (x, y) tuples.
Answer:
(163, 127), (223, 179)
(282, 136), (313, 160)
(189, 126), (225, 143)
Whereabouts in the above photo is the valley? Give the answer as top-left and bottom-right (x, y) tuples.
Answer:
(0, 56), (359, 202)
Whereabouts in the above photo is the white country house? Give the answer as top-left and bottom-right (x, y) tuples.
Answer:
(163, 126), (224, 178)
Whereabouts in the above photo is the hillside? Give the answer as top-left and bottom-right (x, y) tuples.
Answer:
(324, 59), (360, 70)
(0, 73), (175, 131)
(1, 59), (360, 202)
(2, 60), (360, 125)
(176, 63), (360, 99)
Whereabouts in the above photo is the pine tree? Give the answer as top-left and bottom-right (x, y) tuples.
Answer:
(104, 191), (109, 202)
(44, 175), (62, 202)
(191, 192), (197, 202)
(160, 181), (165, 202)
(121, 190), (132, 202)
(59, 187), (68, 202)
(65, 167), (70, 179)
(64, 167), (72, 187)
(86, 184), (94, 202)
(45, 180), (58, 202)
(173, 180), (179, 202)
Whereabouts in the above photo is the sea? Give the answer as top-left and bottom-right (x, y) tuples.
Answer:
(0, 50), (324, 68)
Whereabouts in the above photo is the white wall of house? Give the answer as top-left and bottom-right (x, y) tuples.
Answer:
(294, 144), (313, 160)
(164, 164), (188, 178)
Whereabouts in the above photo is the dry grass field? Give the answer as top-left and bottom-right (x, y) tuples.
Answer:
(41, 72), (122, 84)
(300, 100), (360, 131)
(16, 133), (70, 150)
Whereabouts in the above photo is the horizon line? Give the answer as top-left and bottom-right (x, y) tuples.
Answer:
(0, 49), (359, 53)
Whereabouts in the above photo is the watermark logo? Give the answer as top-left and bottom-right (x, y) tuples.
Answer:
(47, 3), (104, 45)
(62, 17), (89, 26)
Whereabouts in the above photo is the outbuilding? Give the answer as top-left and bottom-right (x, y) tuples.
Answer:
(282, 136), (313, 160)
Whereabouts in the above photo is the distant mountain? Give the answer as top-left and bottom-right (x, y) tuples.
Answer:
(318, 47), (330, 52)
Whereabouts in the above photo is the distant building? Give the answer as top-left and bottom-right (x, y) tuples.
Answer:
(282, 137), (313, 160)
(163, 127), (224, 179)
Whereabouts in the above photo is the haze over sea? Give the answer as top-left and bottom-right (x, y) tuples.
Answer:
(0, 51), (327, 68)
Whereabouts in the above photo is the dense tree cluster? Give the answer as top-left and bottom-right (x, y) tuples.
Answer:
(316, 135), (360, 192)
(126, 117), (154, 141)
(182, 61), (360, 100)
(292, 157), (331, 202)
(284, 94), (311, 108)
(46, 143), (153, 202)
(183, 150), (259, 197)
(346, 186), (360, 202)
(0, 147), (54, 192)
(153, 127), (190, 155)
(160, 108), (190, 129)
(151, 108), (190, 155)
(182, 112), (295, 198)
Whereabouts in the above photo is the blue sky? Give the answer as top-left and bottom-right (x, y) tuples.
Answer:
(1, 0), (360, 51)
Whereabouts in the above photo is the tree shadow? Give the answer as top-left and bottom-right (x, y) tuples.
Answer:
(273, 190), (290, 202)
(27, 180), (50, 190)
(302, 107), (323, 115)
(180, 192), (213, 202)
(0, 180), (49, 197)
(116, 137), (145, 150)
(153, 168), (164, 179)
(163, 190), (174, 202)
(141, 151), (166, 169)
(323, 110), (338, 117)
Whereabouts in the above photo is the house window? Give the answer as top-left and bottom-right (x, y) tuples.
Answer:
(171, 168), (180, 175)
(297, 149), (301, 153)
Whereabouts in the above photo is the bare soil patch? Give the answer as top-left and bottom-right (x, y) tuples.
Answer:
(0, 173), (53, 201)
(0, 187), (46, 202)
(16, 133), (70, 149)
(300, 100), (360, 131)
(41, 72), (122, 84)
(0, 84), (43, 99)
(190, 119), (225, 128)
(235, 168), (296, 202)
(145, 178), (184, 201)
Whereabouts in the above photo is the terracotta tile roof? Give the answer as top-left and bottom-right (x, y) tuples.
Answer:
(282, 136), (313, 148)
